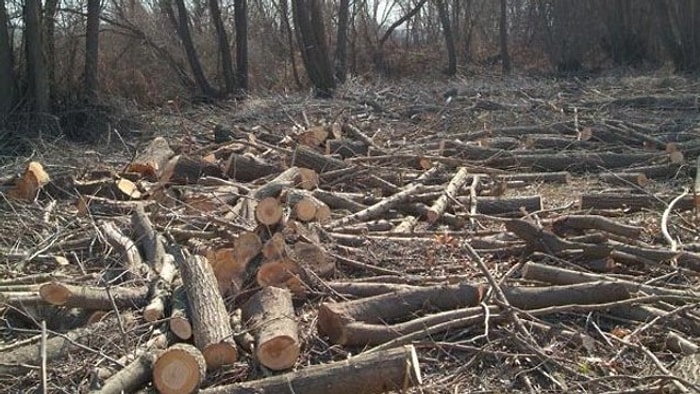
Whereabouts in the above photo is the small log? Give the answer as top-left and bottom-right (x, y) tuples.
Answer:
(241, 286), (299, 370)
(471, 195), (542, 216)
(95, 352), (156, 394)
(521, 261), (699, 298)
(200, 345), (422, 394)
(152, 343), (207, 394)
(523, 134), (595, 150)
(160, 155), (223, 185)
(127, 136), (175, 181)
(666, 332), (700, 355)
(312, 189), (367, 212)
(176, 252), (238, 369)
(286, 189), (331, 223)
(318, 283), (483, 344)
(256, 258), (303, 294)
(169, 285), (193, 340)
(506, 219), (611, 258)
(599, 172), (649, 187)
(328, 183), (424, 228)
(487, 151), (661, 172)
(262, 232), (287, 260)
(99, 221), (150, 280)
(298, 125), (329, 147)
(326, 282), (419, 298)
(255, 196), (284, 225)
(293, 241), (335, 278)
(326, 139), (369, 158)
(551, 214), (642, 239)
(291, 145), (348, 173)
(580, 193), (694, 211)
(499, 171), (571, 184)
(73, 177), (142, 200)
(223, 152), (280, 181)
(503, 282), (630, 309)
(39, 282), (148, 309)
(426, 167), (470, 223)
(0, 313), (135, 374)
(622, 163), (686, 180)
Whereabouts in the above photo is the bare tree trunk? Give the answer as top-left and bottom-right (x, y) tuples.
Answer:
(209, 0), (235, 94)
(292, 0), (335, 98)
(499, 0), (511, 74)
(436, 0), (457, 76)
(24, 0), (50, 112)
(0, 0), (14, 118)
(85, 0), (101, 100)
(169, 0), (218, 98)
(234, 0), (248, 93)
(335, 0), (350, 83)
(43, 0), (59, 99)
(280, 0), (302, 89)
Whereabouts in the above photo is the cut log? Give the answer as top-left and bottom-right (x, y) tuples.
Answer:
(175, 252), (238, 369)
(169, 285), (193, 340)
(426, 167), (470, 223)
(99, 221), (150, 281)
(293, 241), (335, 278)
(39, 282), (148, 309)
(486, 151), (661, 172)
(95, 352), (156, 394)
(470, 195), (542, 216)
(223, 152), (280, 182)
(580, 193), (694, 212)
(298, 125), (329, 147)
(506, 219), (611, 258)
(291, 145), (348, 173)
(207, 231), (262, 295)
(241, 286), (299, 370)
(499, 171), (571, 184)
(127, 137), (175, 181)
(326, 139), (369, 159)
(256, 258), (303, 292)
(551, 214), (642, 239)
(152, 343), (207, 394)
(200, 345), (421, 394)
(286, 189), (331, 223)
(328, 183), (424, 228)
(318, 283), (483, 344)
(178, 185), (241, 213)
(599, 172), (649, 187)
(262, 232), (288, 260)
(255, 196), (284, 225)
(160, 155), (223, 185)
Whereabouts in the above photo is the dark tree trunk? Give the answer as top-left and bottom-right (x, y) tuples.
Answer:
(436, 0), (457, 76)
(499, 0), (511, 74)
(335, 0), (350, 83)
(234, 0), (248, 93)
(169, 0), (218, 98)
(292, 0), (335, 98)
(0, 0), (14, 118)
(209, 0), (235, 94)
(43, 0), (59, 98)
(280, 0), (302, 89)
(24, 0), (50, 112)
(85, 0), (101, 100)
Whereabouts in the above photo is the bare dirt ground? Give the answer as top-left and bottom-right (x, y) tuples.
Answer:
(1, 70), (700, 393)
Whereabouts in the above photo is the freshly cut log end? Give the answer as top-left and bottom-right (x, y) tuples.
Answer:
(153, 343), (206, 394)
(203, 342), (239, 369)
(255, 197), (284, 225)
(258, 335), (300, 371)
(170, 315), (193, 340)
(9, 161), (51, 200)
(39, 282), (71, 305)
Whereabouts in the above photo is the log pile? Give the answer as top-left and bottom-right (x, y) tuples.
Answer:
(1, 77), (700, 393)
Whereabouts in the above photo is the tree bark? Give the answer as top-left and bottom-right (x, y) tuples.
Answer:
(85, 0), (101, 100)
(208, 0), (235, 94)
(0, 0), (14, 118)
(436, 0), (457, 76)
(43, 0), (59, 96)
(499, 0), (511, 74)
(233, 0), (248, 93)
(292, 0), (336, 98)
(335, 0), (350, 83)
(24, 0), (50, 112)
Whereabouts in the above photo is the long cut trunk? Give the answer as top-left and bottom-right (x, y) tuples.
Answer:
(25, 0), (50, 112)
(209, 0), (235, 94)
(85, 0), (101, 100)
(234, 0), (248, 93)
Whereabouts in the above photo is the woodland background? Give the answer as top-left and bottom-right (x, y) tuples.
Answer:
(0, 0), (699, 140)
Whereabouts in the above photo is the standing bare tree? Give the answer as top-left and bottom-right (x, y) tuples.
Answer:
(335, 0), (350, 83)
(169, 0), (218, 98)
(436, 0), (457, 76)
(292, 0), (335, 97)
(25, 0), (50, 112)
(499, 0), (511, 74)
(234, 0), (248, 93)
(43, 0), (59, 97)
(85, 0), (101, 100)
(0, 0), (13, 118)
(209, 0), (235, 94)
